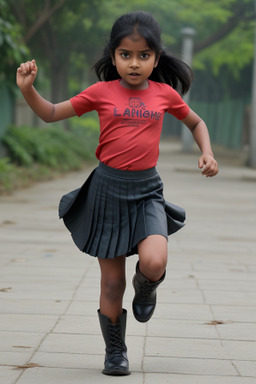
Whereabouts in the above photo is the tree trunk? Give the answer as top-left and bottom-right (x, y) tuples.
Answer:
(39, 21), (70, 129)
(50, 55), (69, 103)
(49, 53), (70, 129)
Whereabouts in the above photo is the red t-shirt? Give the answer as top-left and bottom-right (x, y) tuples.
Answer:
(70, 80), (189, 170)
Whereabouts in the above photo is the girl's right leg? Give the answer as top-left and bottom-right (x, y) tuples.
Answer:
(98, 255), (126, 323)
(97, 255), (130, 376)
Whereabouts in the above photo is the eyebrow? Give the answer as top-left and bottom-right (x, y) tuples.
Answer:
(117, 48), (153, 53)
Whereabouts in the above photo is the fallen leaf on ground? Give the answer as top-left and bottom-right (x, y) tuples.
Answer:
(205, 320), (232, 325)
(2, 220), (16, 225)
(0, 287), (12, 292)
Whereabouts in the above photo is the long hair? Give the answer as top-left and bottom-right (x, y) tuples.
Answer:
(93, 11), (193, 95)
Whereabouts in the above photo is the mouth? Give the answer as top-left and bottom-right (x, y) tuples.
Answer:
(129, 73), (140, 77)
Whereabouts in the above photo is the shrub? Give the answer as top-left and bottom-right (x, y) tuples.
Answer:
(2, 118), (99, 168)
(0, 116), (99, 193)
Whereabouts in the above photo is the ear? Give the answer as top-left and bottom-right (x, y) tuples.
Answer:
(110, 51), (116, 66)
(154, 53), (161, 68)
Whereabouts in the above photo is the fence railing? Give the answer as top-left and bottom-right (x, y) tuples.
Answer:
(163, 99), (248, 149)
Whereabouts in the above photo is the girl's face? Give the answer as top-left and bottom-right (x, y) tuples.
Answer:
(112, 34), (159, 90)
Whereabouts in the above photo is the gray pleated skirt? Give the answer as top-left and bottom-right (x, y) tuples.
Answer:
(58, 162), (185, 259)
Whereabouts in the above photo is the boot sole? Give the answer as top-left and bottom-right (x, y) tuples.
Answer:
(103, 369), (131, 376)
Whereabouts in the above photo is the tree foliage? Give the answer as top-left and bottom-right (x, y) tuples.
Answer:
(9, 0), (106, 101)
(1, 0), (255, 100)
(140, 0), (255, 76)
(0, 0), (28, 87)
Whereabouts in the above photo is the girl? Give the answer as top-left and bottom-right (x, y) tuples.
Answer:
(17, 11), (218, 376)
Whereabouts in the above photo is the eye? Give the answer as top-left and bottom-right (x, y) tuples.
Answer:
(141, 53), (149, 59)
(120, 52), (130, 59)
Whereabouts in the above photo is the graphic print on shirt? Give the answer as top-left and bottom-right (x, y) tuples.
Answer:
(113, 97), (162, 127)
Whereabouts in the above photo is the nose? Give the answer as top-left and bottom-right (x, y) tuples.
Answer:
(129, 57), (139, 68)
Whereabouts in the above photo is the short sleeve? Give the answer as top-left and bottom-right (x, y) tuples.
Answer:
(70, 82), (101, 117)
(166, 88), (190, 120)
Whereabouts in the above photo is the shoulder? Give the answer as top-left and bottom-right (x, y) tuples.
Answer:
(78, 80), (119, 94)
(91, 80), (120, 90)
(149, 80), (177, 94)
(148, 81), (185, 103)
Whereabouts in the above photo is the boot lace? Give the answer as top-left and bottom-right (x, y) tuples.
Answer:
(108, 324), (126, 356)
(139, 282), (156, 303)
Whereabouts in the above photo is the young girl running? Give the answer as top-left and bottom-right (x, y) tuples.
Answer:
(17, 10), (218, 376)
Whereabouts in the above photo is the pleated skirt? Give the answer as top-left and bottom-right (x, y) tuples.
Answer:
(58, 162), (185, 259)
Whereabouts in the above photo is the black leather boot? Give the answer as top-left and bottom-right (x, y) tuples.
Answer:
(98, 309), (130, 376)
(132, 261), (165, 322)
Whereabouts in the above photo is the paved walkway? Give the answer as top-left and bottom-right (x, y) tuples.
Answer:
(1, 141), (256, 384)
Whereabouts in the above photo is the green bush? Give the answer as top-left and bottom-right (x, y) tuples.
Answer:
(2, 118), (99, 167)
(0, 116), (99, 193)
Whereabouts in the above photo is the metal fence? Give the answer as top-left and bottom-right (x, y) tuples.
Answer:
(163, 99), (248, 149)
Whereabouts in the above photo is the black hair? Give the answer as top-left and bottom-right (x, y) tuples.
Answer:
(93, 11), (193, 95)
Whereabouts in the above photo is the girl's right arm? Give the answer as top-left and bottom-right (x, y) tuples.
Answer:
(16, 60), (76, 123)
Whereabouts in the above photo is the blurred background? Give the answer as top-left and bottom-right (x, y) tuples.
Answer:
(0, 0), (255, 192)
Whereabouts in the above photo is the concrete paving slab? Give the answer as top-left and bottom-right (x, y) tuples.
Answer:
(38, 333), (104, 355)
(197, 279), (256, 291)
(153, 303), (214, 320)
(234, 361), (256, 377)
(211, 305), (256, 323)
(158, 287), (205, 304)
(16, 367), (143, 384)
(147, 318), (219, 339)
(0, 298), (68, 315)
(0, 367), (22, 384)
(65, 301), (99, 317)
(0, 314), (58, 333)
(222, 340), (256, 361)
(145, 337), (229, 360)
(216, 322), (256, 341)
(143, 356), (237, 375)
(144, 374), (256, 383)
(0, 351), (34, 366)
(31, 351), (104, 370)
(0, 331), (44, 352)
(52, 315), (101, 335)
(203, 290), (256, 306)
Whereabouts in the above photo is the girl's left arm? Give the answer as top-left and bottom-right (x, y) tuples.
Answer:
(181, 109), (219, 177)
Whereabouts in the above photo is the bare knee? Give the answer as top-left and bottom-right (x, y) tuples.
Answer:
(138, 235), (167, 281)
(139, 256), (166, 281)
(146, 257), (167, 275)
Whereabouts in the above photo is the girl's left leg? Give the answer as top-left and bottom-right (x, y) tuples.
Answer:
(132, 235), (167, 322)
